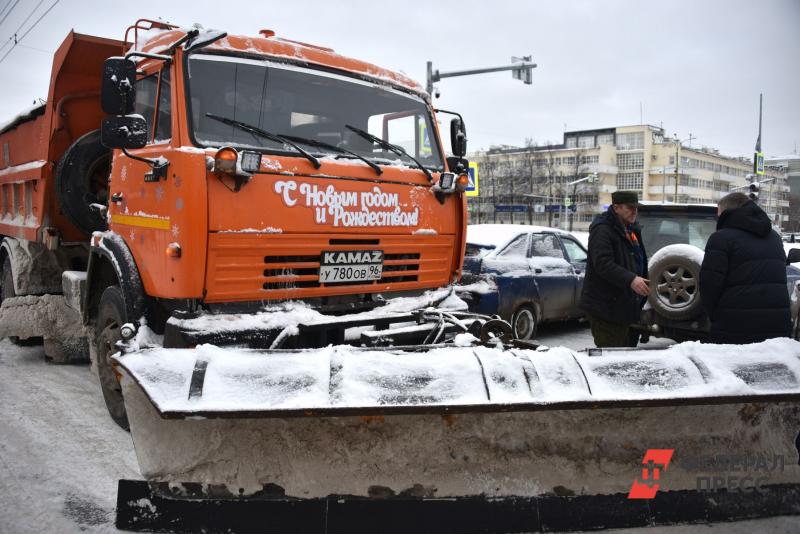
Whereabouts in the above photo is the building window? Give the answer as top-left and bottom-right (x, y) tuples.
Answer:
(566, 137), (577, 148)
(581, 155), (599, 164)
(616, 132), (644, 150)
(578, 135), (595, 148)
(616, 172), (643, 191)
(617, 152), (644, 170)
(597, 133), (614, 145)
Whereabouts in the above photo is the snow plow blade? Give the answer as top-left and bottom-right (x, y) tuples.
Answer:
(114, 339), (800, 532)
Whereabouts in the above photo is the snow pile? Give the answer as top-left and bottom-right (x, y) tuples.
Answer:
(116, 337), (800, 415)
(168, 287), (469, 340)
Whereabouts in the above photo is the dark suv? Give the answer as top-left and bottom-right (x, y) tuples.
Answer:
(637, 202), (800, 342)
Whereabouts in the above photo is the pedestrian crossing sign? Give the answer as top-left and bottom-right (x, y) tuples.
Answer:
(466, 161), (479, 197)
(419, 122), (432, 156)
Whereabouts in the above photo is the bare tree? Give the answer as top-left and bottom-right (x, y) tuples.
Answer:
(522, 139), (539, 224)
(540, 146), (563, 228)
(565, 149), (588, 231)
(481, 156), (499, 223)
(788, 194), (800, 233)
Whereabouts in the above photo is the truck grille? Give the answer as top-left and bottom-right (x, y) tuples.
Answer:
(263, 252), (421, 290)
(206, 233), (453, 303)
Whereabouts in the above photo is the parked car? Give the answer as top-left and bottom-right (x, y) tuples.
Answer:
(636, 202), (800, 341)
(458, 224), (588, 340)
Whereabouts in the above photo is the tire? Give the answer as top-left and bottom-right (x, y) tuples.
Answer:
(94, 286), (129, 430)
(55, 129), (111, 236)
(511, 305), (538, 341)
(647, 247), (703, 321)
(1, 256), (42, 346)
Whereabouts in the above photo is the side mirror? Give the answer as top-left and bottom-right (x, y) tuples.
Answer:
(101, 57), (137, 115)
(450, 117), (467, 157)
(446, 156), (468, 175)
(101, 116), (148, 149)
(787, 248), (800, 265)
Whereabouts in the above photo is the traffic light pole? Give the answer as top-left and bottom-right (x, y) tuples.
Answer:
(426, 59), (537, 95)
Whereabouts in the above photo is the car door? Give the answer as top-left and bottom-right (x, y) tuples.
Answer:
(559, 236), (588, 317)
(481, 233), (533, 319)
(528, 233), (574, 320)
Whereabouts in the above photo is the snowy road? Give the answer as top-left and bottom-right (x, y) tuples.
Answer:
(0, 334), (796, 534)
(0, 340), (138, 533)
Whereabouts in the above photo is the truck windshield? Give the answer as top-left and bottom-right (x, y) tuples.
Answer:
(187, 54), (443, 171)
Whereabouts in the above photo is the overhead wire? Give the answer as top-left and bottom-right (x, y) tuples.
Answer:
(0, 0), (58, 66)
(0, 0), (46, 55)
(0, 0), (15, 23)
(0, 0), (20, 28)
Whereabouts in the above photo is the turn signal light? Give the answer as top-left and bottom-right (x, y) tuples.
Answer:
(214, 147), (238, 174)
(166, 242), (182, 258)
(456, 174), (470, 191)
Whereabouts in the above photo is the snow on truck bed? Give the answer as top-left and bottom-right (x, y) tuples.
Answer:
(115, 338), (800, 417)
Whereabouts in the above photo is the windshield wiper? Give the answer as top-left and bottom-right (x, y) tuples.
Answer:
(345, 124), (433, 182)
(205, 113), (321, 169)
(279, 134), (383, 176)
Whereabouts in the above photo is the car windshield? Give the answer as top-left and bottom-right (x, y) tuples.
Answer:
(186, 54), (443, 170)
(637, 211), (717, 253)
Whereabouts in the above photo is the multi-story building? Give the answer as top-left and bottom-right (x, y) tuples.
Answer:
(766, 154), (800, 232)
(469, 124), (790, 231)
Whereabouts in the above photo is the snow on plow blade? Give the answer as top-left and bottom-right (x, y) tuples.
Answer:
(114, 340), (800, 532)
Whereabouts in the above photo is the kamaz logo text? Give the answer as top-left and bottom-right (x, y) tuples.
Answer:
(321, 250), (383, 265)
(628, 449), (674, 499)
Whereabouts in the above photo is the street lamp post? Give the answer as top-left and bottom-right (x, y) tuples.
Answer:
(671, 135), (695, 202)
(566, 173), (597, 231)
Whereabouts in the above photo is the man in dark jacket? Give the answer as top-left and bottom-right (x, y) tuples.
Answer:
(700, 192), (790, 344)
(580, 191), (649, 347)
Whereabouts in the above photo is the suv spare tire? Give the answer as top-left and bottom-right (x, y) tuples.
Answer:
(647, 244), (704, 321)
(55, 129), (111, 236)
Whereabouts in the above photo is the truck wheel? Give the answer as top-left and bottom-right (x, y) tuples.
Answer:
(94, 286), (129, 430)
(56, 129), (111, 236)
(647, 248), (703, 321)
(1, 256), (42, 346)
(512, 305), (538, 340)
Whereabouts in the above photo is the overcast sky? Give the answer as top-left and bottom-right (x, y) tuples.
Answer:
(0, 0), (797, 159)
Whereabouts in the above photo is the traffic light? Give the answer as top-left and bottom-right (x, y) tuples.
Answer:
(749, 182), (760, 201)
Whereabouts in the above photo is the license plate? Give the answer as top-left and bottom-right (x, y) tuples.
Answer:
(319, 250), (384, 283)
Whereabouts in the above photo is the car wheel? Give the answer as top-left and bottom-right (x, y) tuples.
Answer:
(512, 305), (538, 341)
(94, 286), (130, 430)
(648, 247), (703, 321)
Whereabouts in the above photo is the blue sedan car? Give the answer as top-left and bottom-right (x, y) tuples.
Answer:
(459, 224), (588, 340)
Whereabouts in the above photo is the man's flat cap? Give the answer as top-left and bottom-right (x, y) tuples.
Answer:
(611, 190), (640, 205)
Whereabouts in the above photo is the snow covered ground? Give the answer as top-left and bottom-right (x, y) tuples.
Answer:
(1, 334), (797, 533)
(0, 340), (139, 533)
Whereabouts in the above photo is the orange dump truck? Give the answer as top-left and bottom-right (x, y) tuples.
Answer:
(0, 20), (473, 428)
(4, 21), (800, 532)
